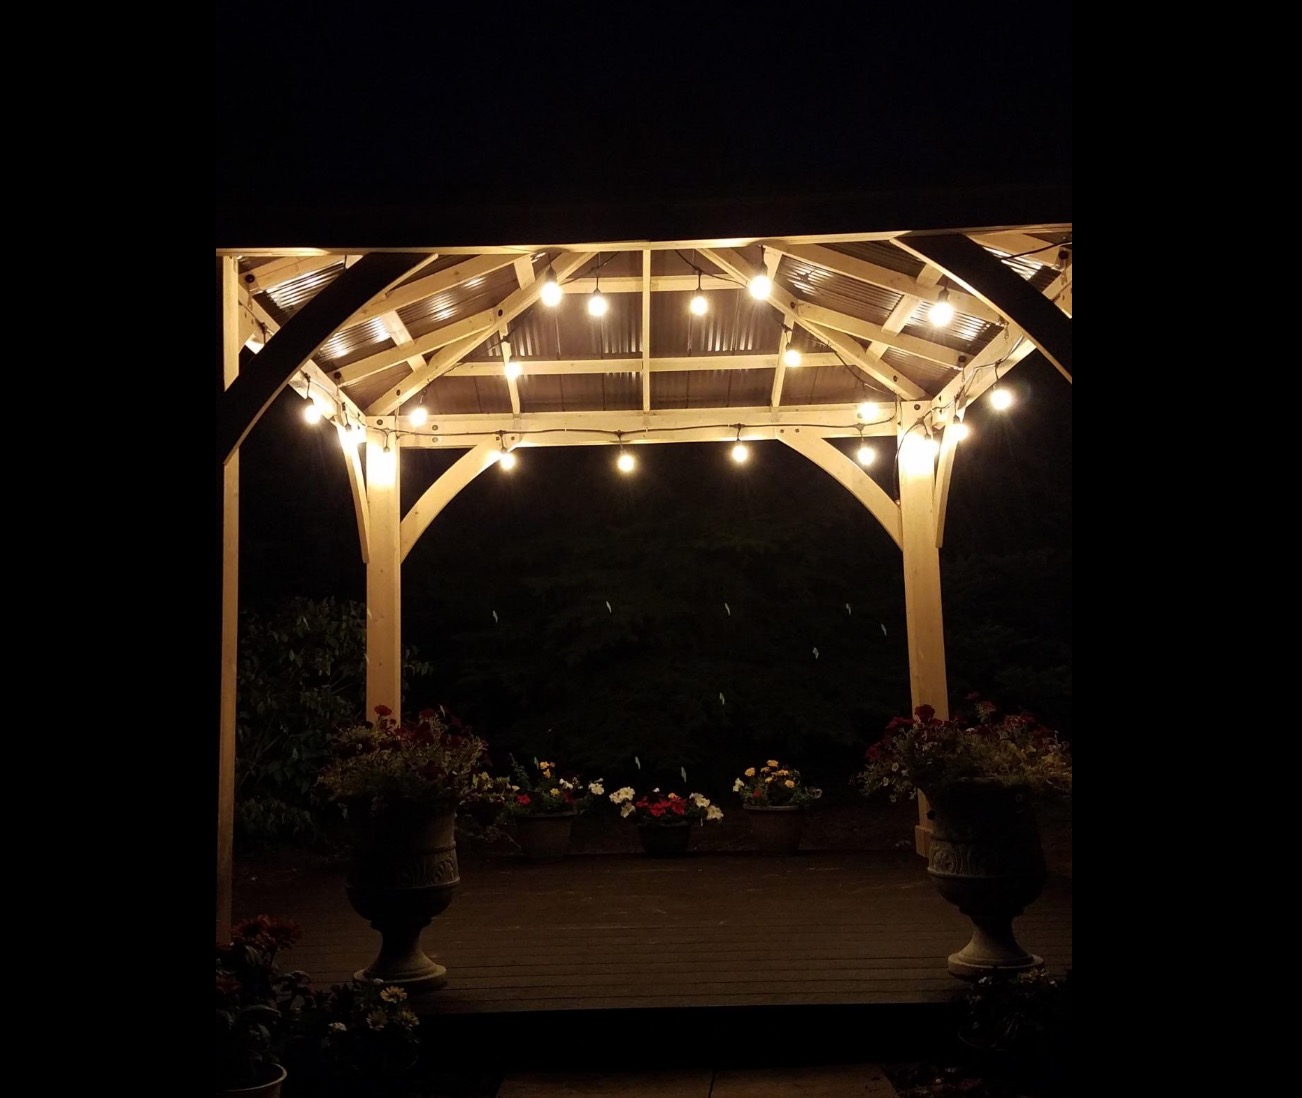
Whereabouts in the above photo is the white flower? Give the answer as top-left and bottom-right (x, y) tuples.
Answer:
(609, 786), (635, 804)
(550, 788), (561, 797)
(732, 778), (744, 793)
(619, 803), (635, 818)
(690, 792), (710, 807)
(559, 778), (575, 791)
(589, 780), (605, 796)
(329, 1022), (348, 1033)
(706, 805), (724, 821)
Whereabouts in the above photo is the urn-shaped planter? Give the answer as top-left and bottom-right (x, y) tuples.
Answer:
(925, 778), (1047, 979)
(345, 804), (459, 991)
(637, 822), (692, 856)
(743, 805), (806, 855)
(514, 810), (577, 860)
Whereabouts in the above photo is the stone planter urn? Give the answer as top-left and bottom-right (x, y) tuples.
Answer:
(743, 805), (806, 855)
(925, 778), (1047, 979)
(345, 803), (459, 991)
(514, 810), (577, 860)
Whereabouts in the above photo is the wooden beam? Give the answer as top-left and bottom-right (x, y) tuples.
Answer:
(366, 252), (596, 415)
(217, 252), (436, 462)
(448, 352), (841, 376)
(400, 444), (499, 560)
(794, 303), (966, 369)
(562, 273), (740, 294)
(364, 434), (403, 721)
(896, 233), (1072, 380)
(970, 232), (1070, 268)
(343, 253), (516, 325)
(641, 251), (652, 411)
(330, 308), (499, 386)
(778, 433), (902, 548)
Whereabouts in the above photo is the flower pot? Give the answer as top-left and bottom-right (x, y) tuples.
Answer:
(345, 804), (459, 991)
(514, 810), (577, 860)
(637, 822), (692, 856)
(743, 805), (805, 855)
(925, 778), (1047, 979)
(219, 1063), (287, 1098)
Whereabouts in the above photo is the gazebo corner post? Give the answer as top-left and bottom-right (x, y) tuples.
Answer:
(365, 423), (403, 723)
(216, 256), (241, 943)
(896, 403), (950, 858)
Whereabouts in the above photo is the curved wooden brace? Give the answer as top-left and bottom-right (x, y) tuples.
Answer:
(777, 433), (902, 549)
(399, 443), (499, 561)
(217, 252), (432, 464)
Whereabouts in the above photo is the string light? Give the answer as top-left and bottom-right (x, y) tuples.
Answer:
(588, 256), (608, 317)
(748, 249), (772, 300)
(689, 266), (708, 316)
(502, 336), (522, 380)
(409, 393), (429, 428)
(497, 434), (517, 471)
(540, 266), (563, 307)
(302, 374), (322, 424)
(929, 287), (955, 328)
(856, 427), (875, 466)
(616, 434), (635, 474)
(730, 426), (749, 464)
(989, 364), (1013, 411)
(781, 328), (802, 367)
(857, 401), (881, 421)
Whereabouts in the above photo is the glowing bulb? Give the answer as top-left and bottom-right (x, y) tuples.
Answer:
(989, 387), (1013, 411)
(505, 360), (523, 381)
(858, 402), (881, 421)
(748, 273), (772, 300)
(900, 432), (939, 474)
(588, 291), (608, 317)
(731, 442), (749, 464)
(929, 289), (955, 328)
(541, 271), (563, 307)
(499, 450), (517, 470)
(856, 444), (875, 466)
(689, 293), (708, 316)
(782, 346), (802, 367)
(370, 445), (397, 485)
(304, 400), (322, 424)
(948, 421), (970, 441)
(409, 405), (428, 428)
(617, 450), (635, 473)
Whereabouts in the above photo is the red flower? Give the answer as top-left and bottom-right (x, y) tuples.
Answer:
(670, 799), (686, 816)
(374, 704), (393, 717)
(516, 793), (531, 805)
(915, 704), (936, 723)
(865, 744), (883, 762)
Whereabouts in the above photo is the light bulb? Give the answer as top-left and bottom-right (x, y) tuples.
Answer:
(900, 432), (939, 474)
(409, 405), (428, 428)
(541, 271), (562, 307)
(857, 444), (875, 466)
(948, 421), (970, 441)
(731, 442), (749, 464)
(782, 346), (802, 367)
(617, 451), (635, 473)
(929, 289), (955, 328)
(857, 402), (881, 421)
(748, 273), (772, 300)
(505, 360), (523, 381)
(689, 293), (708, 316)
(588, 291), (608, 317)
(304, 400), (322, 424)
(499, 450), (517, 470)
(990, 387), (1014, 411)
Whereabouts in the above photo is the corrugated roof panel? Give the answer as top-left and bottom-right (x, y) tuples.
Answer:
(778, 364), (894, 408)
(833, 241), (926, 278)
(319, 316), (395, 366)
(879, 348), (958, 395)
(778, 256), (901, 324)
(347, 364), (413, 414)
(650, 291), (783, 356)
(651, 371), (690, 409)
(400, 264), (521, 338)
(422, 376), (492, 415)
(261, 261), (348, 316)
(517, 373), (565, 413)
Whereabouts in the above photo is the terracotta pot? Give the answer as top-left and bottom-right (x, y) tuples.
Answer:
(219, 1063), (287, 1098)
(925, 778), (1047, 979)
(514, 810), (577, 860)
(743, 805), (805, 855)
(636, 822), (692, 856)
(345, 804), (459, 991)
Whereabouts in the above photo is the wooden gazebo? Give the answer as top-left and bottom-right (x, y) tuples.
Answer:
(215, 207), (1071, 937)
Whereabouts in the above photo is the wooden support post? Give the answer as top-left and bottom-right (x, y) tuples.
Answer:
(365, 428), (403, 719)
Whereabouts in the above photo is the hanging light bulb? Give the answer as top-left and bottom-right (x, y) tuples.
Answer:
(689, 268), (708, 316)
(409, 402), (428, 428)
(948, 420), (970, 441)
(730, 427), (749, 464)
(900, 429), (939, 474)
(857, 401), (881, 421)
(617, 449), (635, 473)
(781, 330), (802, 367)
(856, 427), (875, 466)
(748, 248), (771, 299)
(989, 387), (1014, 411)
(588, 257), (608, 317)
(929, 287), (955, 328)
(540, 266), (563, 307)
(302, 375), (322, 423)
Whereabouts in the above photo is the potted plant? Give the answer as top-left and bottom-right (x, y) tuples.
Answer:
(503, 755), (605, 860)
(285, 977), (423, 1097)
(216, 915), (310, 1097)
(853, 696), (1072, 978)
(608, 784), (724, 856)
(317, 704), (506, 991)
(732, 759), (823, 854)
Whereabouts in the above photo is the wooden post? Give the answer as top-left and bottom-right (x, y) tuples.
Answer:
(365, 426), (403, 719)
(216, 257), (240, 942)
(897, 403), (950, 857)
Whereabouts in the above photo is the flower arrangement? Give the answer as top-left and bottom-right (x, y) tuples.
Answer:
(318, 704), (504, 816)
(504, 755), (605, 816)
(608, 785), (724, 826)
(216, 914), (310, 1090)
(733, 758), (823, 808)
(853, 697), (1072, 804)
(287, 978), (422, 1095)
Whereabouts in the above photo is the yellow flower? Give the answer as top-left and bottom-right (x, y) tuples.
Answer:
(777, 769), (790, 777)
(765, 775), (774, 783)
(744, 767), (756, 778)
(784, 779), (795, 788)
(380, 986), (407, 1003)
(366, 1009), (388, 1030)
(766, 759), (779, 768)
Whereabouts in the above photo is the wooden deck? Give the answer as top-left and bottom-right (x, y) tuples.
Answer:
(233, 843), (1071, 1064)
